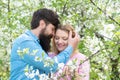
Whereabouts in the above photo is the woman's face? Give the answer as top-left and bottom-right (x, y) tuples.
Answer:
(54, 29), (68, 52)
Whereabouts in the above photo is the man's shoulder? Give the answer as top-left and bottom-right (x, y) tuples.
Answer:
(13, 32), (33, 44)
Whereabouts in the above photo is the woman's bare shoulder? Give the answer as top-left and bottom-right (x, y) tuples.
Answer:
(75, 52), (88, 60)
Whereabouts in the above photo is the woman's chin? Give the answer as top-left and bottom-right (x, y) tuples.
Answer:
(58, 48), (66, 52)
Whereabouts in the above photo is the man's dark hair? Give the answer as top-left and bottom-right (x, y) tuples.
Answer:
(31, 8), (60, 30)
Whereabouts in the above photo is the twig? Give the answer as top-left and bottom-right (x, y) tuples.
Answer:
(61, 1), (67, 16)
(79, 49), (101, 66)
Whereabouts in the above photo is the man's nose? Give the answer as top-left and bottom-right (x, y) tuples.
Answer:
(52, 31), (55, 37)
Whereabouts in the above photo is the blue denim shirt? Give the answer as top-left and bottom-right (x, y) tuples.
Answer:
(10, 30), (73, 80)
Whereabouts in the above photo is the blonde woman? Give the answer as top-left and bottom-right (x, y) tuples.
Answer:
(49, 24), (90, 80)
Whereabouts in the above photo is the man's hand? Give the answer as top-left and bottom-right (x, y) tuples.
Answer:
(68, 31), (80, 51)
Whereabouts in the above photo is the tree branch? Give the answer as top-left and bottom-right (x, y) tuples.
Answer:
(90, 0), (120, 26)
(8, 0), (10, 26)
(79, 48), (104, 66)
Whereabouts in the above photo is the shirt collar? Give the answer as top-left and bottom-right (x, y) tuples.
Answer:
(25, 30), (40, 43)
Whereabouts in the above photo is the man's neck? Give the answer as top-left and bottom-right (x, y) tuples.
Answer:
(31, 29), (40, 38)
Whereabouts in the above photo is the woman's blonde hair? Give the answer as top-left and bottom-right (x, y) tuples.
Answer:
(51, 24), (78, 54)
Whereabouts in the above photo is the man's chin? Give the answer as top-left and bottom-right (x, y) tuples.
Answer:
(39, 34), (52, 52)
(48, 35), (53, 39)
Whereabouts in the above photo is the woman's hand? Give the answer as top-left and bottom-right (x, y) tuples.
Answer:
(63, 65), (81, 80)
(74, 68), (81, 80)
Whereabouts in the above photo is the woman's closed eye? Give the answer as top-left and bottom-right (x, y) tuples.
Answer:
(63, 37), (68, 40)
(55, 36), (59, 40)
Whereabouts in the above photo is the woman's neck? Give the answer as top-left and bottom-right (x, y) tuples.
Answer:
(55, 50), (79, 58)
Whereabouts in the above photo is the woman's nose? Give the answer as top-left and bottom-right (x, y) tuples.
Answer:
(58, 39), (62, 43)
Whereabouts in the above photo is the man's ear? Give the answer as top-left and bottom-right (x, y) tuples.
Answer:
(39, 20), (46, 29)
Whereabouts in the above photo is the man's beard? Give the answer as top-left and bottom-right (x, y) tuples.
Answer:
(39, 30), (53, 53)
